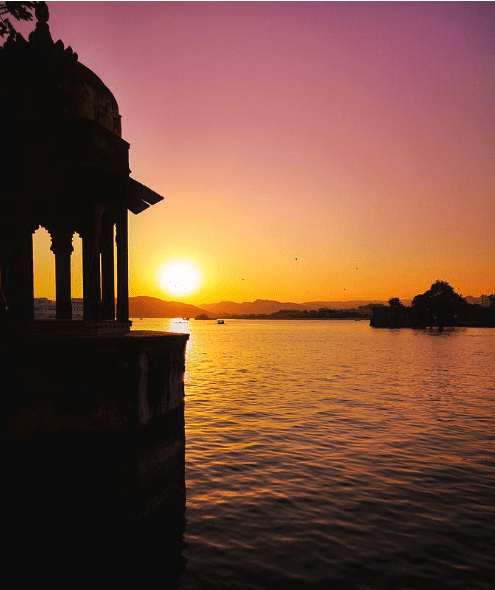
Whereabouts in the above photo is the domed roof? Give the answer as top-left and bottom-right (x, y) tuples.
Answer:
(0, 3), (121, 136)
(0, 3), (162, 220)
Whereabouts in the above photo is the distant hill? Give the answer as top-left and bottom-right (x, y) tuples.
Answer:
(199, 298), (398, 316)
(129, 296), (423, 319)
(200, 299), (303, 316)
(129, 296), (214, 318)
(300, 299), (408, 311)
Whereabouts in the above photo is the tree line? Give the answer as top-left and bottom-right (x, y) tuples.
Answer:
(197, 305), (376, 320)
(387, 281), (493, 327)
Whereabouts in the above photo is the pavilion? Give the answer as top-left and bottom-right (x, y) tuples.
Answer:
(0, 2), (162, 327)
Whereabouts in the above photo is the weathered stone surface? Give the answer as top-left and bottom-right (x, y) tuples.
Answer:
(1, 331), (188, 524)
(0, 6), (188, 543)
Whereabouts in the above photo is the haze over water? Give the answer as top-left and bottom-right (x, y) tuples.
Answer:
(135, 319), (495, 590)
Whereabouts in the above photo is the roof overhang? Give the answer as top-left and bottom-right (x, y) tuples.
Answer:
(127, 178), (164, 214)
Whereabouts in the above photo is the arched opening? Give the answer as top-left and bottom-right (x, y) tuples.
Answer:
(23, 214), (126, 323)
(33, 226), (55, 319)
(32, 227), (84, 320)
(72, 232), (83, 319)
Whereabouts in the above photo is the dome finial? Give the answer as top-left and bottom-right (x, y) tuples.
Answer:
(35, 2), (49, 25)
(29, 1), (52, 46)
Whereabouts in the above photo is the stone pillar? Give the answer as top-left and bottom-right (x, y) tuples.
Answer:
(49, 228), (74, 320)
(101, 216), (115, 320)
(82, 230), (101, 321)
(0, 242), (11, 314)
(116, 208), (129, 322)
(0, 227), (34, 320)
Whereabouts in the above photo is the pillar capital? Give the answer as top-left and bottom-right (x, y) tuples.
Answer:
(48, 227), (74, 254)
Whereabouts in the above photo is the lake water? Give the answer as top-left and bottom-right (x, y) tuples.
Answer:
(133, 319), (495, 590)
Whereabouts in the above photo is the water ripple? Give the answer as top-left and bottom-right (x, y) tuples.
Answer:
(139, 320), (495, 589)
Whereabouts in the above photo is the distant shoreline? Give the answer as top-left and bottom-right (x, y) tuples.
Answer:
(133, 315), (370, 321)
(194, 316), (369, 321)
(133, 316), (495, 327)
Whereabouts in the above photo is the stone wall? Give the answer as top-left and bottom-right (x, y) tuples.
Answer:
(1, 330), (188, 526)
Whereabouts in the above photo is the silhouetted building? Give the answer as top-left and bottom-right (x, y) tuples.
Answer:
(0, 2), (162, 326)
(1, 5), (188, 531)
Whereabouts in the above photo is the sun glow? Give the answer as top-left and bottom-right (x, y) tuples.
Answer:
(158, 261), (202, 296)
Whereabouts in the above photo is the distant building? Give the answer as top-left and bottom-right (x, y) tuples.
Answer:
(34, 298), (84, 320)
(33, 298), (55, 319)
(71, 299), (84, 319)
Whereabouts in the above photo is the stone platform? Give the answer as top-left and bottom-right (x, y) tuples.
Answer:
(1, 328), (189, 526)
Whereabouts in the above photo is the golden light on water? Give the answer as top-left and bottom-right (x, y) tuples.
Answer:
(158, 261), (202, 297)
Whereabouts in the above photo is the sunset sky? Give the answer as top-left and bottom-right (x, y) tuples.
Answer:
(27, 1), (494, 304)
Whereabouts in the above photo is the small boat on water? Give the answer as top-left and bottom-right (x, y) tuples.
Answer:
(216, 320), (225, 324)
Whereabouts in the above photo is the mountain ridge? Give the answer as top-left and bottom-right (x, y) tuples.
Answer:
(193, 298), (403, 315)
(129, 295), (484, 318)
(129, 296), (394, 318)
(129, 296), (215, 318)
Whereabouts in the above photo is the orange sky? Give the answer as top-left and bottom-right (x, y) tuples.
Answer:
(27, 2), (494, 303)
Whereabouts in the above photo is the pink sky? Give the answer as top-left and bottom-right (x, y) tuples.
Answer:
(29, 2), (494, 303)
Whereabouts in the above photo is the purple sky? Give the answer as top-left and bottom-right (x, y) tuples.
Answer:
(27, 2), (494, 302)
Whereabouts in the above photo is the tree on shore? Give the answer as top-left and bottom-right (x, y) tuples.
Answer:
(412, 280), (467, 327)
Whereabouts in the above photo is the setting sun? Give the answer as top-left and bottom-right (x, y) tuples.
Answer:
(158, 261), (201, 297)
